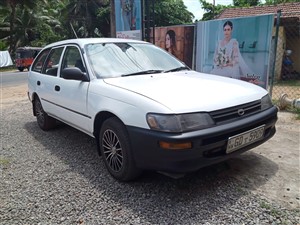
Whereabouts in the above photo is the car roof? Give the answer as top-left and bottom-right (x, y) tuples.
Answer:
(43, 38), (149, 49)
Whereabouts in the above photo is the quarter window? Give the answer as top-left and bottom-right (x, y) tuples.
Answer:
(31, 49), (50, 73)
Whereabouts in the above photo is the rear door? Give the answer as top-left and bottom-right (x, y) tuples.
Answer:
(31, 46), (64, 117)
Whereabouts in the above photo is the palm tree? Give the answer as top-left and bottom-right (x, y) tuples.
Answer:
(0, 0), (37, 53)
(0, 7), (10, 41)
(62, 0), (109, 38)
(31, 0), (67, 46)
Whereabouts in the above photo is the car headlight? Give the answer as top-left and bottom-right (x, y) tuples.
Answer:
(146, 113), (215, 132)
(261, 94), (273, 111)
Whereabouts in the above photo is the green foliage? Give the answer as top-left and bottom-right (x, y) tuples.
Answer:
(293, 108), (300, 120)
(0, 0), (193, 55)
(199, 0), (228, 21)
(233, 0), (260, 7)
(0, 40), (8, 50)
(264, 0), (300, 4)
(62, 0), (110, 38)
(151, 0), (194, 26)
(274, 79), (300, 86)
(0, 0), (38, 53)
(30, 23), (63, 47)
(96, 4), (111, 37)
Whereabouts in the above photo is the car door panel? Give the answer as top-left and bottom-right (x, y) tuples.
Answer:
(49, 45), (90, 133)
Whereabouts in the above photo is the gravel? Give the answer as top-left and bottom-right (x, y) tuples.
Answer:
(1, 100), (299, 225)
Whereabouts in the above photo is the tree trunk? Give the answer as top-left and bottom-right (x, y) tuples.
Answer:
(9, 1), (17, 54)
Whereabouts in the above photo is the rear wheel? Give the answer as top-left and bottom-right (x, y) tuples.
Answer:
(17, 67), (24, 72)
(34, 97), (56, 130)
(99, 117), (142, 181)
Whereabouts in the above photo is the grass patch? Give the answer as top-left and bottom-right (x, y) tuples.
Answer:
(0, 66), (16, 72)
(291, 107), (300, 120)
(260, 200), (271, 210)
(270, 208), (281, 217)
(274, 79), (300, 87)
(0, 157), (10, 166)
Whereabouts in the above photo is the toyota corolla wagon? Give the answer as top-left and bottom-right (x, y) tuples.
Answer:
(28, 38), (278, 181)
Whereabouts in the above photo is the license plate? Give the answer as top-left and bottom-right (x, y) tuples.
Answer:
(226, 125), (265, 154)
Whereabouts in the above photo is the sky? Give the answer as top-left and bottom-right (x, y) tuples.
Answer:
(183, 0), (233, 21)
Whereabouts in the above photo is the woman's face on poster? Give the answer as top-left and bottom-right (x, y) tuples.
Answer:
(165, 34), (171, 49)
(223, 25), (232, 38)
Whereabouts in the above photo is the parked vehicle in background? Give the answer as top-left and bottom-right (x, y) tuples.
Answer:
(28, 38), (278, 181)
(15, 47), (42, 71)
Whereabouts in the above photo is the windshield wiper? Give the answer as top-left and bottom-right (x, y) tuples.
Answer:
(121, 70), (164, 77)
(164, 66), (190, 73)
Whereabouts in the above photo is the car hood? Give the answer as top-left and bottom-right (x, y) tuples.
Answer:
(104, 71), (267, 113)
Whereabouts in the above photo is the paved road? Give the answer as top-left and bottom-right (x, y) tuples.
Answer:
(0, 71), (28, 87)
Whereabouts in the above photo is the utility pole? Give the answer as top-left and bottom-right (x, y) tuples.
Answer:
(145, 0), (151, 42)
(110, 0), (116, 37)
(143, 0), (155, 43)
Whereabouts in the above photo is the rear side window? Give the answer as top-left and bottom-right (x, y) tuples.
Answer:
(42, 47), (64, 76)
(31, 49), (50, 73)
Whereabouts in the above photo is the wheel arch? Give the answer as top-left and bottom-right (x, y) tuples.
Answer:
(93, 111), (125, 140)
(31, 92), (39, 116)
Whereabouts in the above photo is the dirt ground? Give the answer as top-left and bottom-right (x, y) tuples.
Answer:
(1, 84), (299, 209)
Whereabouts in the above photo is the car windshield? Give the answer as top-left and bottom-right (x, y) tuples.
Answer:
(85, 42), (186, 78)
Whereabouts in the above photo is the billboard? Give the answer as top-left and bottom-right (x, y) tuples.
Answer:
(196, 14), (274, 89)
(151, 25), (195, 68)
(114, 0), (142, 40)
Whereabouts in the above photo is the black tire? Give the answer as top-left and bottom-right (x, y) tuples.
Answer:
(17, 67), (24, 72)
(99, 117), (142, 181)
(34, 97), (56, 131)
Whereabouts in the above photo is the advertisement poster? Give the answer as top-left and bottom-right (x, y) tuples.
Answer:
(151, 26), (195, 68)
(196, 14), (274, 89)
(114, 0), (142, 40)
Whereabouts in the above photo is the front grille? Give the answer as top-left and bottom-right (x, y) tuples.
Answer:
(210, 100), (261, 124)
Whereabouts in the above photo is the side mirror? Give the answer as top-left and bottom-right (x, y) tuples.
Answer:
(61, 67), (89, 81)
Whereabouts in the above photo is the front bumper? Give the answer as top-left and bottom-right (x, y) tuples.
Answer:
(127, 106), (278, 173)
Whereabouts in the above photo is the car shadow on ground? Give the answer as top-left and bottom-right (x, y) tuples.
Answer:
(24, 120), (279, 223)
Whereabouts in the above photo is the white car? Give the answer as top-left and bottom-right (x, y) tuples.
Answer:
(28, 38), (278, 181)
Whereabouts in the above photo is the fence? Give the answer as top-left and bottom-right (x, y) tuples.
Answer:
(270, 11), (300, 102)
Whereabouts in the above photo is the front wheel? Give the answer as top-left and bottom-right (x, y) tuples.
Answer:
(17, 67), (24, 72)
(99, 117), (142, 181)
(34, 97), (56, 130)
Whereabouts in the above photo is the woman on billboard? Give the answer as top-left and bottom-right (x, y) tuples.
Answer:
(210, 21), (253, 80)
(165, 30), (179, 59)
(121, 0), (136, 30)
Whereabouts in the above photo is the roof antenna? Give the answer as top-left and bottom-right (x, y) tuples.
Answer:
(70, 22), (78, 38)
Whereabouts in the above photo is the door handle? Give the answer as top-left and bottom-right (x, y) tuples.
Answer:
(55, 85), (60, 91)
(37, 81), (41, 86)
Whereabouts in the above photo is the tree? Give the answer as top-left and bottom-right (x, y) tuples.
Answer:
(0, 0), (37, 53)
(199, 0), (228, 21)
(12, 7), (38, 48)
(62, 0), (110, 38)
(96, 4), (111, 37)
(150, 0), (194, 26)
(264, 0), (299, 4)
(232, 0), (260, 7)
(31, 0), (67, 46)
